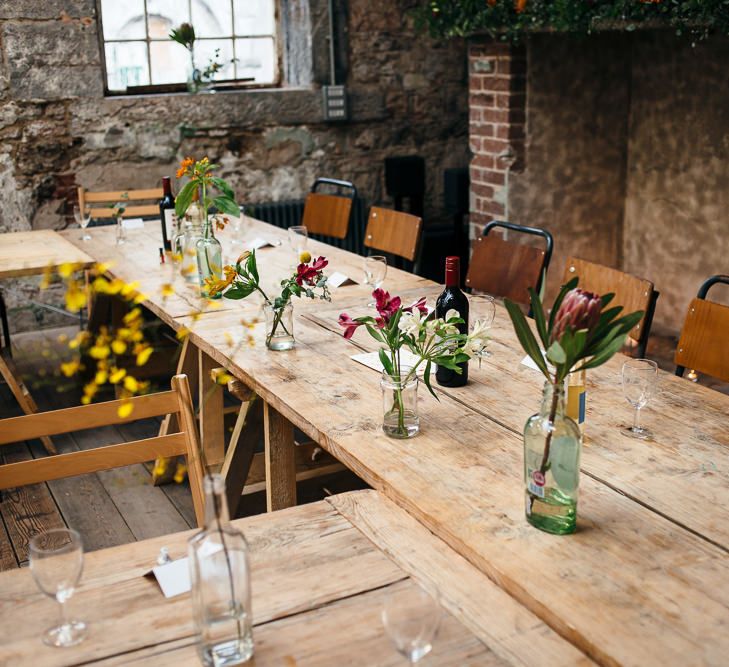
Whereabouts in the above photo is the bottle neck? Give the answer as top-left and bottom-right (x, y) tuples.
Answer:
(540, 381), (566, 418)
(203, 474), (230, 528)
(444, 256), (460, 287)
(162, 177), (171, 196)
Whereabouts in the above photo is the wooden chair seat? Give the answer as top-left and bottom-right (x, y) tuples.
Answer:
(0, 374), (206, 527)
(675, 275), (729, 383)
(563, 256), (658, 357)
(78, 186), (163, 219)
(364, 206), (423, 264)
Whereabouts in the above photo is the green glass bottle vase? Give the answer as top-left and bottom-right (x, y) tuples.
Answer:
(523, 381), (582, 535)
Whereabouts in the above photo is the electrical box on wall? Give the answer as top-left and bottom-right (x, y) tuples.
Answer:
(323, 85), (348, 121)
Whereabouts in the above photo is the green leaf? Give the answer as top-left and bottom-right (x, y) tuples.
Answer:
(222, 282), (256, 300)
(211, 195), (240, 217)
(210, 177), (235, 200)
(546, 340), (566, 365)
(247, 250), (259, 284)
(528, 287), (548, 347)
(379, 349), (394, 376)
(422, 360), (439, 400)
(504, 299), (549, 378)
(576, 334), (628, 371)
(601, 292), (615, 308)
(174, 180), (197, 218)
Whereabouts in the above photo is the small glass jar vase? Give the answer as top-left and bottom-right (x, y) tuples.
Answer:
(115, 215), (126, 245)
(187, 47), (215, 95)
(188, 474), (254, 667)
(524, 382), (582, 535)
(381, 368), (419, 439)
(197, 217), (223, 299)
(179, 203), (205, 284)
(263, 301), (294, 350)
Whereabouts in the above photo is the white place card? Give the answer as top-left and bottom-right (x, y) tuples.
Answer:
(121, 218), (144, 230)
(149, 557), (191, 598)
(248, 237), (276, 250)
(328, 271), (358, 288)
(351, 350), (424, 375)
(520, 351), (555, 374)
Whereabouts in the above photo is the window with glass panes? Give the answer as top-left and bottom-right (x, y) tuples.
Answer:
(99, 0), (277, 92)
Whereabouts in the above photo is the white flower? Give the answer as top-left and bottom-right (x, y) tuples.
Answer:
(398, 310), (422, 337)
(470, 318), (491, 343)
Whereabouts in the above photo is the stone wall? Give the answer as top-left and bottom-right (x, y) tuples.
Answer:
(0, 0), (469, 331)
(469, 32), (729, 332)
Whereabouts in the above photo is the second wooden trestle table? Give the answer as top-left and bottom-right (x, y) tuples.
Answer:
(59, 218), (729, 666)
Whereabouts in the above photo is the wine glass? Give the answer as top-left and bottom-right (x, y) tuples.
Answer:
(469, 294), (496, 366)
(621, 359), (658, 439)
(382, 584), (441, 664)
(288, 225), (308, 265)
(364, 255), (387, 307)
(73, 205), (91, 241)
(29, 528), (87, 648)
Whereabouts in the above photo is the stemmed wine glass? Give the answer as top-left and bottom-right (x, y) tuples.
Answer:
(288, 225), (308, 265)
(468, 294), (496, 366)
(382, 584), (441, 664)
(29, 528), (87, 648)
(622, 359), (658, 439)
(364, 255), (387, 307)
(73, 205), (91, 242)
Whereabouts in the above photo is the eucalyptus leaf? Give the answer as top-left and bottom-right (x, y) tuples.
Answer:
(546, 340), (566, 365)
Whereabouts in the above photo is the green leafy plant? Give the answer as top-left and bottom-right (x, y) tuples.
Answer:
(175, 156), (240, 220)
(413, 0), (729, 42)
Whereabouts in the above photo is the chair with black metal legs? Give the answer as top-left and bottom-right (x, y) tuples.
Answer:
(465, 220), (553, 308)
(562, 256), (659, 359)
(675, 275), (729, 383)
(300, 178), (357, 241)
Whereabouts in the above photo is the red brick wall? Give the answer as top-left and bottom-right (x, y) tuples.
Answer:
(468, 41), (526, 235)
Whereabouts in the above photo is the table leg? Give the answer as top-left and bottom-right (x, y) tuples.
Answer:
(198, 348), (225, 468)
(264, 402), (296, 511)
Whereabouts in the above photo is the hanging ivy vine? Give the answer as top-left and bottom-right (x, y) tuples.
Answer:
(413, 1), (729, 43)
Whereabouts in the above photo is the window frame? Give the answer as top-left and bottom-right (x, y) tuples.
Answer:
(97, 0), (282, 96)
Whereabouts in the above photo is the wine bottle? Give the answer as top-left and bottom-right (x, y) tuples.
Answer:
(159, 176), (176, 251)
(435, 255), (469, 387)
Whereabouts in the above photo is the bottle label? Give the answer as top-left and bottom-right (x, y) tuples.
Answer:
(527, 469), (545, 498)
(164, 209), (177, 240)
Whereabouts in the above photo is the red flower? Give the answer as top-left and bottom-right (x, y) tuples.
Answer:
(551, 288), (602, 343)
(405, 296), (428, 316)
(295, 256), (328, 286)
(373, 289), (401, 323)
(338, 313), (363, 339)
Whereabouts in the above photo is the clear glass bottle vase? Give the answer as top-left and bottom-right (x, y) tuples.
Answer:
(197, 218), (223, 299)
(524, 381), (582, 535)
(188, 474), (254, 666)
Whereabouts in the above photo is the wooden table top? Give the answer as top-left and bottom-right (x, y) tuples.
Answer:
(0, 490), (588, 666)
(59, 220), (729, 666)
(0, 229), (93, 279)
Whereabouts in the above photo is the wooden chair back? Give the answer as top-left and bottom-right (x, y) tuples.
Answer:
(78, 186), (163, 219)
(675, 275), (729, 383)
(465, 221), (553, 306)
(300, 192), (353, 239)
(0, 374), (206, 526)
(563, 256), (657, 354)
(364, 206), (423, 263)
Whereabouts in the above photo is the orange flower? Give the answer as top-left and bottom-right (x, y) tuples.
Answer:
(176, 156), (195, 179)
(515, 0), (526, 11)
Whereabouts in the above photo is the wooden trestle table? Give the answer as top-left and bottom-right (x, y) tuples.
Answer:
(58, 218), (729, 666)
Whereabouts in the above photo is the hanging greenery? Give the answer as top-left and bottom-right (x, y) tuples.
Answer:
(413, 1), (729, 42)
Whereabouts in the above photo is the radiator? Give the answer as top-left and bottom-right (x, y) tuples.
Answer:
(246, 198), (368, 256)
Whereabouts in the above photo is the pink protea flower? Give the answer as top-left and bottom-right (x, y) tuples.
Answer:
(550, 288), (602, 343)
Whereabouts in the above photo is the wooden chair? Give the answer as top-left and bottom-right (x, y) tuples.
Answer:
(563, 256), (658, 358)
(0, 374), (206, 527)
(78, 186), (163, 219)
(364, 206), (423, 270)
(465, 220), (553, 307)
(675, 275), (729, 383)
(300, 178), (356, 240)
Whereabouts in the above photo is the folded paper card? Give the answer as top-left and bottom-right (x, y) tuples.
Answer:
(248, 237), (276, 250)
(328, 271), (358, 288)
(148, 557), (191, 598)
(351, 350), (424, 375)
(121, 218), (144, 230)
